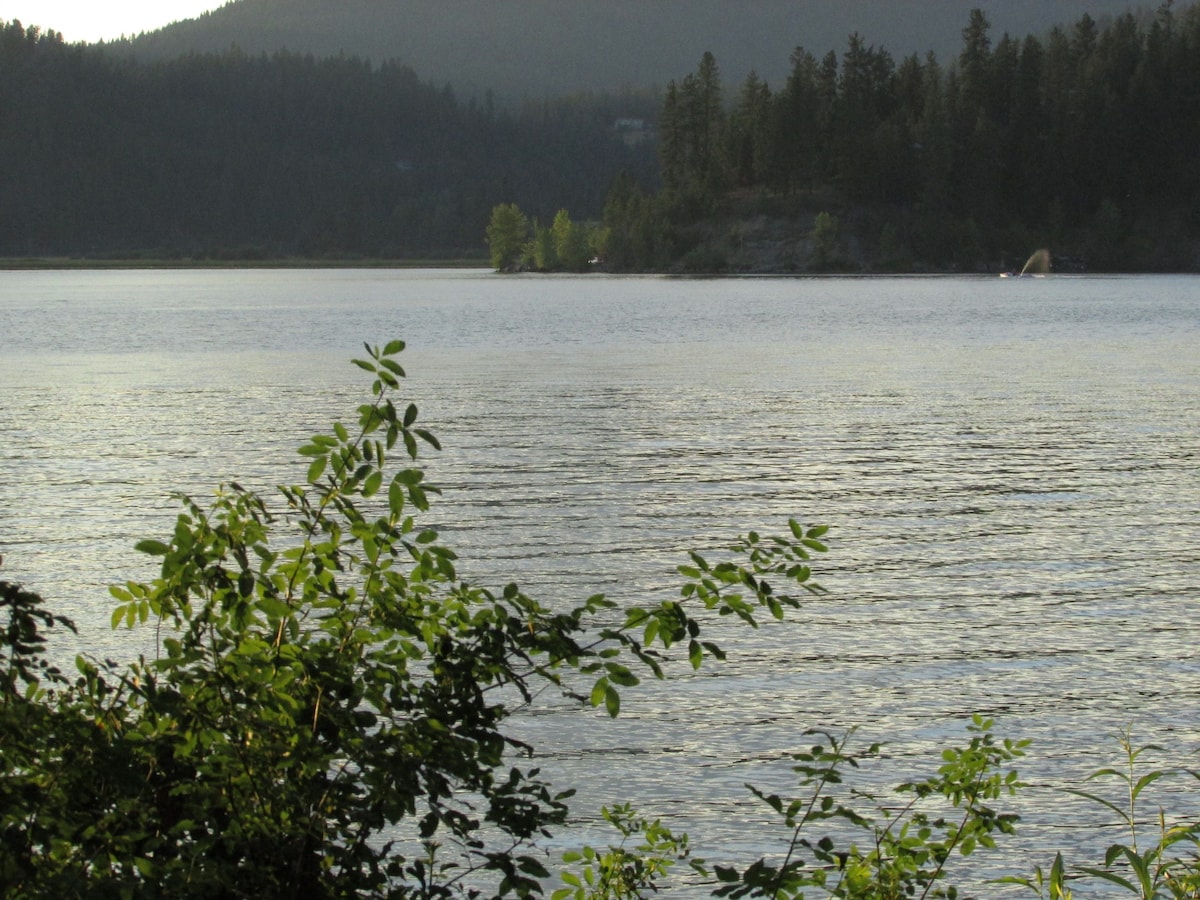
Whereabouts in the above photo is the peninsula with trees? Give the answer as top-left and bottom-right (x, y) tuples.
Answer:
(490, 4), (1200, 274)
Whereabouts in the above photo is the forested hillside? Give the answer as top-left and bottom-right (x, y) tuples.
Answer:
(121, 0), (1148, 102)
(591, 4), (1200, 273)
(4, 4), (1200, 269)
(0, 22), (657, 259)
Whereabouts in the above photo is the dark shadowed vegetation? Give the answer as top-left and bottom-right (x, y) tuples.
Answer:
(0, 21), (657, 261)
(587, 4), (1200, 272)
(5, 5), (1200, 269)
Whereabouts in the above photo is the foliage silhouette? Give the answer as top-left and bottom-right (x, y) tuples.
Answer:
(4, 344), (1199, 898)
(0, 341), (827, 897)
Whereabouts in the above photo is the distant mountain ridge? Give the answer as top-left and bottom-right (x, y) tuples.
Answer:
(122, 0), (1161, 99)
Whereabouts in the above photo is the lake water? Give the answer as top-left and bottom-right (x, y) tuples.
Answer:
(1, 269), (1198, 893)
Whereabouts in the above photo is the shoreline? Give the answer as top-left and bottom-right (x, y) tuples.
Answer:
(5, 256), (1198, 276)
(0, 257), (491, 271)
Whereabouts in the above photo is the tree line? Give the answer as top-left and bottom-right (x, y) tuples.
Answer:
(0, 21), (657, 260)
(485, 204), (605, 272)
(509, 3), (1200, 273)
(7, 4), (1200, 271)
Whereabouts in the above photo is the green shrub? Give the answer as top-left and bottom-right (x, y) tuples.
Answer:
(3, 342), (1197, 899)
(0, 340), (826, 897)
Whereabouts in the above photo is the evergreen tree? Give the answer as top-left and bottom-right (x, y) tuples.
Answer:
(725, 71), (773, 189)
(691, 51), (726, 196)
(834, 34), (895, 201)
(776, 47), (829, 195)
(658, 80), (685, 193)
(958, 7), (993, 115)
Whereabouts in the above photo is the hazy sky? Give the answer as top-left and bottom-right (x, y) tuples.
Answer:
(2, 0), (225, 42)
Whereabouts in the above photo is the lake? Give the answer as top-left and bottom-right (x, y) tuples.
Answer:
(1, 269), (1198, 893)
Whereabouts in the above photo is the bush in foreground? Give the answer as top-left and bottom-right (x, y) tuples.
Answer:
(2, 341), (1198, 898)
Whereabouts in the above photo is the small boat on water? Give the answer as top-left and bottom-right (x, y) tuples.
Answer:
(1001, 248), (1051, 277)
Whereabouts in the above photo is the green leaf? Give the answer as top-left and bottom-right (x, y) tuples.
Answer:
(590, 677), (608, 707)
(306, 455), (327, 483)
(416, 428), (441, 450)
(1131, 769), (1167, 800)
(643, 617), (660, 646)
(383, 339), (406, 356)
(604, 684), (621, 717)
(1076, 866), (1138, 894)
(1064, 788), (1128, 822)
(134, 540), (170, 556)
(380, 358), (407, 379)
(518, 857), (551, 878)
(363, 470), (384, 498)
(604, 663), (640, 688)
